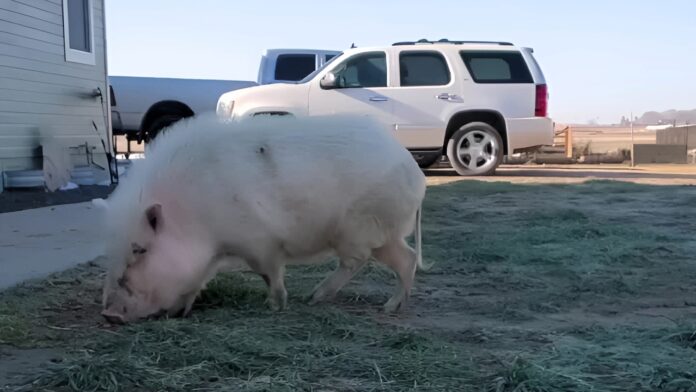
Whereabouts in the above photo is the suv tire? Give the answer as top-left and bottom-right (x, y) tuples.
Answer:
(446, 122), (503, 176)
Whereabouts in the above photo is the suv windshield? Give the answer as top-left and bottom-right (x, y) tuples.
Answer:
(297, 52), (344, 84)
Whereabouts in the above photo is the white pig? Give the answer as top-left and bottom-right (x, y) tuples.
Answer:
(96, 114), (426, 323)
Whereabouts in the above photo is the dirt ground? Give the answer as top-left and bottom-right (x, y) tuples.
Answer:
(2, 175), (696, 391)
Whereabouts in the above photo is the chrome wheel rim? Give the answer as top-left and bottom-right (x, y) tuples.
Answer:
(455, 130), (499, 173)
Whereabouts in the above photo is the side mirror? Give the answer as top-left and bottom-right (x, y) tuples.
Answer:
(320, 72), (338, 89)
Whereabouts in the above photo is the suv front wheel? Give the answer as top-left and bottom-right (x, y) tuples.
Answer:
(446, 122), (503, 176)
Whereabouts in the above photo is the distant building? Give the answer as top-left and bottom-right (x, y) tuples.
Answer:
(656, 124), (696, 150)
(646, 124), (674, 131)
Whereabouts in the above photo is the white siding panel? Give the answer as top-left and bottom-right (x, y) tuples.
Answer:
(0, 31), (63, 54)
(0, 9), (62, 35)
(0, 66), (104, 87)
(0, 19), (63, 45)
(0, 1), (63, 24)
(1, 88), (102, 106)
(0, 112), (108, 126)
(0, 54), (105, 80)
(0, 41), (65, 63)
(0, 100), (105, 117)
(0, 146), (41, 160)
(0, 77), (102, 94)
(10, 0), (62, 16)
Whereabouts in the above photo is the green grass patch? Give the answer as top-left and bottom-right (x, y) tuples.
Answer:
(0, 305), (31, 346)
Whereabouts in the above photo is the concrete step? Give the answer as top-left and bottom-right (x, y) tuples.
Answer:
(3, 166), (100, 189)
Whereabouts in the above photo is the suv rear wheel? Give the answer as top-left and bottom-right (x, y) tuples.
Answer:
(446, 122), (503, 176)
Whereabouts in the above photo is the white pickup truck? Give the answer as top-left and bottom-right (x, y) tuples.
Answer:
(109, 48), (340, 148)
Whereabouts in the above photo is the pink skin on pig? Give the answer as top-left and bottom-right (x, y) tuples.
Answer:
(101, 203), (216, 324)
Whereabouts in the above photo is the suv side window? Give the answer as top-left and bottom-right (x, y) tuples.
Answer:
(333, 52), (387, 88)
(459, 51), (533, 84)
(399, 51), (450, 86)
(275, 54), (316, 82)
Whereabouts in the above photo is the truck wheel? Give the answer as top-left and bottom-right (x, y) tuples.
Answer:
(146, 114), (185, 142)
(446, 122), (503, 176)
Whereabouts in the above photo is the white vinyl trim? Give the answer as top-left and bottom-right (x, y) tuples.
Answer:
(62, 0), (96, 65)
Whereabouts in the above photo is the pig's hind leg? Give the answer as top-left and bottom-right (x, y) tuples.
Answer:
(308, 254), (369, 305)
(372, 237), (417, 313)
(308, 213), (383, 305)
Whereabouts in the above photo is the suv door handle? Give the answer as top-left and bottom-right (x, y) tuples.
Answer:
(369, 96), (388, 102)
(436, 93), (460, 101)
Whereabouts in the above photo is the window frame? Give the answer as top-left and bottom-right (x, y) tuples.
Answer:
(62, 0), (96, 65)
(398, 50), (452, 87)
(459, 50), (533, 84)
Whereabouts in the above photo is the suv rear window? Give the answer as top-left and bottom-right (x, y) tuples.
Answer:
(275, 54), (316, 81)
(459, 51), (533, 84)
(399, 51), (450, 86)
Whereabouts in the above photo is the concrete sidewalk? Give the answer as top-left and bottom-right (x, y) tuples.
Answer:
(0, 202), (103, 290)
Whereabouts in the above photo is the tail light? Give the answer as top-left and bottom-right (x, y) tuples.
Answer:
(535, 84), (548, 117)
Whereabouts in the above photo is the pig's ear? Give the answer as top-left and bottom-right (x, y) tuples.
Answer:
(144, 203), (162, 232)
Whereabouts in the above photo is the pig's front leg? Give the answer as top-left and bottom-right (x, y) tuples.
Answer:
(263, 264), (288, 311)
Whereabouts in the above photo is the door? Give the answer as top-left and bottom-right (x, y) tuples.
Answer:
(388, 50), (459, 149)
(308, 51), (393, 131)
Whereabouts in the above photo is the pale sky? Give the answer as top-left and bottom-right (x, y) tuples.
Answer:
(105, 0), (696, 124)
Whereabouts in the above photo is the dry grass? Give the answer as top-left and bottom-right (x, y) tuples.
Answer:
(2, 179), (696, 391)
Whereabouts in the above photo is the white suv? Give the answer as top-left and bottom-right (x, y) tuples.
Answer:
(216, 39), (553, 176)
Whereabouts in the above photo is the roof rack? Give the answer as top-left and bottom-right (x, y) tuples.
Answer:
(392, 38), (514, 46)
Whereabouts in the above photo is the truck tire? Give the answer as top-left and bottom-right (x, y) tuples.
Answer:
(446, 122), (503, 176)
(146, 114), (186, 142)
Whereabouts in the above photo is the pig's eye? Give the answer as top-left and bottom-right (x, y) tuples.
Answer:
(131, 243), (147, 255)
(118, 276), (133, 295)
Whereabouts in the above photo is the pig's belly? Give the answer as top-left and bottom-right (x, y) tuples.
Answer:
(208, 208), (339, 266)
(274, 220), (338, 264)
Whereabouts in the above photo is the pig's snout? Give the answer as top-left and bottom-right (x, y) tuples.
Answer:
(101, 309), (126, 325)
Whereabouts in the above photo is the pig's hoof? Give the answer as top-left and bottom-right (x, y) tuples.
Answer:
(308, 288), (334, 306)
(268, 300), (287, 312)
(383, 298), (404, 314)
(308, 290), (323, 305)
(101, 310), (126, 325)
(267, 290), (288, 311)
